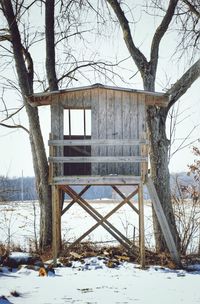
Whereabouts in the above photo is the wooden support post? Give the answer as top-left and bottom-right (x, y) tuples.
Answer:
(52, 185), (61, 265)
(138, 183), (145, 268)
(49, 133), (54, 184)
(146, 177), (182, 267)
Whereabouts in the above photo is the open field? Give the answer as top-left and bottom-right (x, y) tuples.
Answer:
(0, 199), (154, 251)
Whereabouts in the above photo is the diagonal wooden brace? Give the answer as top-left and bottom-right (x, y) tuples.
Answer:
(61, 185), (91, 215)
(112, 185), (139, 214)
(65, 185), (138, 253)
(65, 185), (137, 245)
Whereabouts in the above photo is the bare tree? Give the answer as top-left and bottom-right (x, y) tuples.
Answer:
(0, 0), (52, 251)
(106, 0), (200, 252)
(0, 0), (127, 251)
(172, 177), (200, 255)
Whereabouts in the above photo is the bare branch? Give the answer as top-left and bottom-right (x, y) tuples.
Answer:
(150, 0), (178, 76)
(0, 34), (11, 41)
(166, 58), (200, 110)
(106, 0), (149, 76)
(0, 122), (29, 134)
(182, 0), (200, 19)
(55, 29), (91, 46)
(170, 124), (200, 158)
(1, 105), (24, 123)
(45, 0), (58, 91)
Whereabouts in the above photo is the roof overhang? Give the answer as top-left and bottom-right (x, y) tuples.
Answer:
(27, 83), (169, 107)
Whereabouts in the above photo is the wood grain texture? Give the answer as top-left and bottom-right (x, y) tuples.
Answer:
(52, 175), (142, 185)
(49, 156), (148, 163)
(49, 139), (148, 146)
(98, 88), (107, 174)
(146, 177), (181, 267)
(52, 185), (61, 264)
(114, 91), (123, 174)
(107, 89), (115, 174)
(91, 88), (99, 174)
(51, 96), (63, 177)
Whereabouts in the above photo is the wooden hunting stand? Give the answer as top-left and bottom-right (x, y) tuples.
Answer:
(29, 84), (181, 267)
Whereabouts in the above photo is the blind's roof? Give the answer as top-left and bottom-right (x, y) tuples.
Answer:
(27, 83), (169, 107)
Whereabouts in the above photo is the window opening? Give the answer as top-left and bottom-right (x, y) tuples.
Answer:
(64, 109), (91, 136)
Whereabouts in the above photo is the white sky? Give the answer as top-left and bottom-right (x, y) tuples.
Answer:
(0, 2), (199, 177)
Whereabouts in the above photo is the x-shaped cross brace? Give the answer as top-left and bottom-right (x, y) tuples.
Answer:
(61, 184), (139, 255)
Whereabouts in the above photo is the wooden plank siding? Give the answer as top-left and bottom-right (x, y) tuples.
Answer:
(90, 90), (144, 176)
(122, 91), (131, 175)
(60, 89), (92, 109)
(107, 89), (115, 174)
(91, 88), (99, 175)
(130, 92), (139, 176)
(50, 96), (63, 177)
(114, 91), (123, 175)
(47, 85), (149, 178)
(98, 88), (107, 175)
(137, 94), (148, 180)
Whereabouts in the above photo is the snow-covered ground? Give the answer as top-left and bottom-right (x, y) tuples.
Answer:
(1, 258), (200, 304)
(1, 200), (200, 304)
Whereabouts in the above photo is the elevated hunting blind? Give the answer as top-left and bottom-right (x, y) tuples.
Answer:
(29, 84), (181, 267)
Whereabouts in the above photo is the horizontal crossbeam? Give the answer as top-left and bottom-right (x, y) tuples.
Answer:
(52, 175), (142, 185)
(49, 156), (148, 163)
(48, 139), (148, 146)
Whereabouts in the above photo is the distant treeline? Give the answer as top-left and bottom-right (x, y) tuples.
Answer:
(0, 176), (37, 201)
(0, 172), (195, 202)
(0, 176), (112, 201)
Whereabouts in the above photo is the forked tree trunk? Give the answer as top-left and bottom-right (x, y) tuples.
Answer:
(23, 104), (52, 251)
(106, 0), (181, 252)
(1, 0), (52, 251)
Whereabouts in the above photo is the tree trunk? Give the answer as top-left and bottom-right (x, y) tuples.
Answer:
(23, 104), (52, 251)
(1, 0), (52, 251)
(142, 75), (180, 252)
(106, 0), (181, 252)
(147, 105), (180, 252)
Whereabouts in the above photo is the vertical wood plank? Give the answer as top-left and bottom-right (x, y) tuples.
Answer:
(138, 182), (145, 268)
(52, 185), (61, 265)
(81, 89), (91, 173)
(130, 93), (139, 175)
(138, 94), (147, 180)
(106, 89), (115, 174)
(49, 133), (54, 183)
(146, 177), (182, 267)
(51, 96), (63, 176)
(91, 88), (99, 175)
(114, 91), (123, 175)
(122, 91), (131, 174)
(98, 88), (107, 175)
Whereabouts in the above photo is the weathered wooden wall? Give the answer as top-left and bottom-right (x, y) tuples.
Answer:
(50, 96), (63, 177)
(49, 86), (147, 178)
(91, 88), (146, 176)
